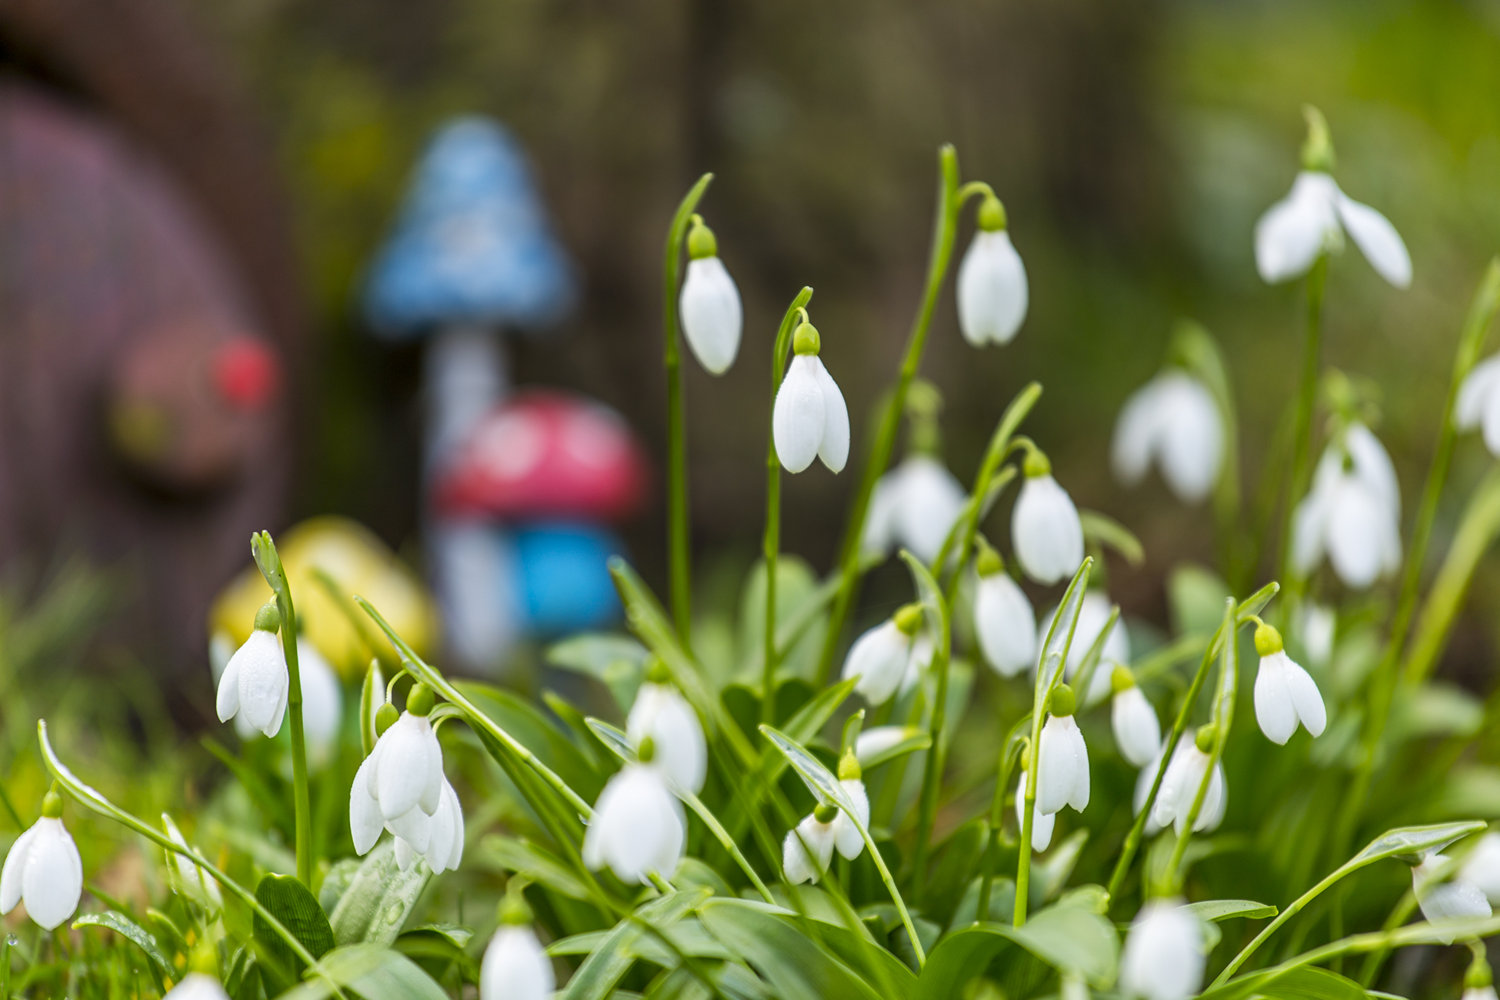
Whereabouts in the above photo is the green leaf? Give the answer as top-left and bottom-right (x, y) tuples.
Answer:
(1183, 899), (1278, 923)
(1351, 820), (1485, 866)
(915, 902), (1119, 996)
(394, 924), (477, 975)
(1199, 966), (1368, 1000)
(278, 943), (450, 1000)
(548, 632), (650, 709)
(1167, 564), (1232, 637)
(72, 911), (173, 982)
(1387, 682), (1484, 740)
(254, 873), (335, 983)
(698, 899), (886, 1000)
(329, 841), (431, 946)
(561, 889), (710, 1000)
(480, 835), (595, 902)
(1079, 510), (1145, 567)
(318, 858), (364, 915)
(453, 680), (604, 800)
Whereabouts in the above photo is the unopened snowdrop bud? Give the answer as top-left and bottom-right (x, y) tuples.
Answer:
(783, 802), (840, 885)
(1456, 354), (1500, 458)
(627, 662), (707, 795)
(1460, 833), (1500, 905)
(164, 974), (232, 1000)
(1412, 853), (1492, 941)
(583, 761), (685, 884)
(1152, 728), (1226, 835)
(1252, 623), (1327, 745)
(480, 891), (554, 1000)
(1035, 685), (1089, 816)
(678, 216), (743, 375)
(0, 791), (83, 931)
(772, 322), (850, 474)
(1012, 451), (1084, 585)
(974, 544), (1037, 677)
(829, 751), (870, 862)
(215, 602), (290, 739)
(1111, 666), (1162, 767)
(1119, 899), (1207, 1000)
(841, 605), (921, 705)
(1254, 107), (1411, 288)
(1111, 372), (1224, 504)
(956, 194), (1028, 347)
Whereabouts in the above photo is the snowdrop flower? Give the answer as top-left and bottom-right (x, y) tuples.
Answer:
(1254, 107), (1410, 288)
(164, 974), (231, 1000)
(350, 685), (444, 851)
(1037, 591), (1129, 705)
(841, 605), (921, 705)
(480, 893), (554, 1000)
(1460, 832), (1500, 905)
(583, 759), (685, 884)
(1153, 727), (1226, 835)
(956, 194), (1028, 346)
(1012, 451), (1083, 585)
(1111, 666), (1162, 768)
(626, 665), (706, 795)
(862, 454), (967, 564)
(772, 322), (849, 474)
(390, 778), (465, 874)
(1413, 853), (1491, 941)
(830, 753), (871, 862)
(1120, 899), (1206, 1000)
(1112, 371), (1224, 504)
(1015, 765), (1055, 852)
(1035, 685), (1089, 816)
(1252, 622), (1327, 745)
(1, 791), (83, 931)
(1292, 423), (1402, 588)
(1467, 988), (1500, 1000)
(678, 216), (742, 375)
(784, 753), (869, 882)
(1456, 354), (1500, 458)
(973, 544), (1036, 677)
(215, 602), (289, 739)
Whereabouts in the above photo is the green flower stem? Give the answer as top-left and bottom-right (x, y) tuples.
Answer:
(1328, 260), (1500, 864)
(36, 722), (329, 985)
(662, 173), (715, 645)
(1104, 582), (1279, 907)
(250, 532), (312, 886)
(1276, 254), (1328, 614)
(1016, 559), (1094, 926)
(1406, 466), (1500, 685)
(762, 289), (816, 728)
(1160, 600), (1239, 893)
(815, 145), (966, 685)
(905, 552), (954, 887)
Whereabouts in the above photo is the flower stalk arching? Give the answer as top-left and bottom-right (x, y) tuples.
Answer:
(662, 172), (715, 645)
(762, 288), (815, 727)
(249, 531), (312, 886)
(815, 144), (968, 685)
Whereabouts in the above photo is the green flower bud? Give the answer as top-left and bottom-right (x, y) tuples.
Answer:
(645, 655), (671, 685)
(893, 603), (924, 636)
(837, 748), (862, 782)
(1023, 449), (1051, 479)
(1300, 105), (1336, 173)
(1466, 952), (1494, 990)
(41, 789), (63, 819)
(975, 541), (1004, 579)
(1048, 683), (1076, 718)
(977, 194), (1007, 232)
(686, 216), (718, 260)
(1110, 664), (1136, 694)
(499, 886), (535, 926)
(375, 702), (399, 735)
(637, 735), (657, 763)
(813, 801), (839, 824)
(406, 683), (435, 717)
(253, 601), (282, 634)
(1194, 724), (1218, 754)
(1253, 623), (1284, 657)
(792, 322), (821, 357)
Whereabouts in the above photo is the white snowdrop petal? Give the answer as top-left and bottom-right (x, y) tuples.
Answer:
(386, 801), (432, 855)
(811, 358), (850, 473)
(1120, 901), (1206, 1000)
(1414, 857), (1491, 939)
(481, 925), (555, 1000)
(772, 356), (825, 473)
(297, 641), (343, 767)
(895, 457), (967, 564)
(1337, 194), (1411, 288)
(1111, 382), (1163, 487)
(1112, 686), (1162, 767)
(1290, 489), (1330, 576)
(1284, 658), (1327, 738)
(1457, 357), (1500, 430)
(1158, 376), (1224, 503)
(22, 819), (82, 931)
(234, 632), (289, 735)
(842, 621), (911, 705)
(1036, 716), (1087, 816)
(375, 717), (430, 821)
(783, 817), (835, 884)
(1197, 762), (1228, 833)
(1254, 172), (1339, 284)
(957, 231), (1029, 346)
(679, 257), (743, 375)
(349, 756), (384, 855)
(975, 572), (1037, 677)
(1013, 475), (1084, 585)
(393, 837), (418, 871)
(861, 473), (901, 557)
(164, 973), (233, 1000)
(441, 782), (465, 872)
(1344, 423), (1401, 519)
(215, 654), (241, 723)
(1254, 655), (1299, 745)
(782, 827), (818, 885)
(1481, 388), (1500, 459)
(833, 780), (869, 860)
(628, 685), (707, 795)
(1327, 479), (1389, 588)
(1460, 834), (1500, 905)
(1063, 719), (1091, 811)
(1015, 776), (1054, 853)
(1, 822), (39, 916)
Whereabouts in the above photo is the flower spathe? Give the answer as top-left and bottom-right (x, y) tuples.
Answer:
(1112, 371), (1224, 504)
(163, 974), (232, 1000)
(480, 923), (554, 1000)
(1456, 353), (1500, 458)
(1111, 669), (1162, 768)
(1015, 770), (1054, 852)
(1152, 735), (1226, 835)
(1, 805), (82, 931)
(1252, 623), (1327, 745)
(1012, 455), (1083, 585)
(1413, 853), (1492, 942)
(583, 762), (684, 884)
(1292, 423), (1402, 588)
(974, 562), (1037, 678)
(841, 609), (920, 706)
(1119, 899), (1206, 1000)
(679, 219), (742, 375)
(862, 455), (967, 564)
(956, 197), (1028, 346)
(772, 324), (849, 474)
(215, 606), (289, 739)
(627, 680), (707, 795)
(1035, 686), (1089, 816)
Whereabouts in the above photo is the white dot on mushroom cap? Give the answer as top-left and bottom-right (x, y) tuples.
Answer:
(475, 413), (545, 480)
(563, 408), (626, 468)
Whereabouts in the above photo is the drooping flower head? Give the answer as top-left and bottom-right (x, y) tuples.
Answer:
(1455, 353), (1500, 459)
(215, 601), (290, 739)
(678, 215), (743, 375)
(1254, 107), (1411, 288)
(1035, 684), (1090, 816)
(1012, 449), (1084, 586)
(1412, 852), (1492, 942)
(1037, 591), (1129, 706)
(973, 542), (1037, 678)
(841, 604), (923, 705)
(1120, 899), (1207, 1000)
(956, 194), (1028, 347)
(1112, 370), (1224, 504)
(626, 661), (707, 796)
(350, 685), (452, 868)
(863, 455), (967, 565)
(783, 751), (870, 883)
(583, 751), (685, 885)
(1292, 422), (1402, 588)
(1152, 726), (1227, 835)
(1110, 666), (1162, 768)
(480, 889), (555, 1000)
(0, 790), (83, 931)
(772, 321), (850, 474)
(1252, 622), (1327, 745)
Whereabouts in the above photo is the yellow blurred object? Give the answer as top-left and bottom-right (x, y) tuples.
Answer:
(210, 517), (438, 677)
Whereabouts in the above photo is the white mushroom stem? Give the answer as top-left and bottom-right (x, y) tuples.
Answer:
(425, 324), (508, 482)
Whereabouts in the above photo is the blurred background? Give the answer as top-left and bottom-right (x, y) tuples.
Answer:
(2, 0), (1500, 705)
